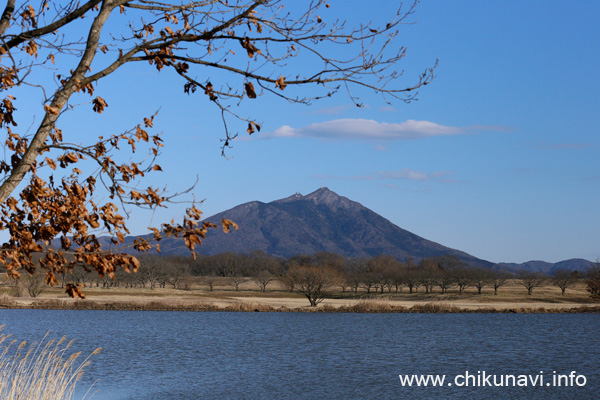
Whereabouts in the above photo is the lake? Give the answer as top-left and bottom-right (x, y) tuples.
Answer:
(0, 310), (597, 400)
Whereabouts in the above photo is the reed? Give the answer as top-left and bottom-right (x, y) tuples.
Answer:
(0, 326), (100, 400)
(410, 302), (463, 313)
(223, 301), (274, 312)
(337, 299), (407, 313)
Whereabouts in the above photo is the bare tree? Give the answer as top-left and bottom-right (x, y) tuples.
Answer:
(437, 255), (474, 294)
(249, 250), (282, 276)
(586, 260), (600, 300)
(252, 270), (275, 292)
(390, 262), (407, 293)
(551, 269), (577, 296)
(228, 276), (248, 291)
(418, 258), (438, 294)
(346, 270), (362, 294)
(519, 272), (546, 296)
(136, 255), (168, 289)
(436, 270), (454, 294)
(248, 250), (280, 292)
(213, 253), (242, 277)
(68, 267), (90, 287)
(345, 257), (367, 293)
(359, 271), (377, 294)
(490, 270), (510, 295)
(405, 268), (420, 293)
(164, 258), (192, 290)
(287, 265), (338, 307)
(368, 255), (400, 294)
(471, 268), (491, 295)
(22, 272), (45, 298)
(280, 274), (296, 292)
(202, 274), (218, 292)
(453, 267), (474, 294)
(0, 1), (434, 296)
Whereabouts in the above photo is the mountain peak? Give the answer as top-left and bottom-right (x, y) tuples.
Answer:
(305, 186), (334, 198)
(303, 187), (353, 208)
(274, 187), (341, 204)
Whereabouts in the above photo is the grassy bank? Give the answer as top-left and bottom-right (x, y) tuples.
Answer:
(1, 297), (599, 313)
(0, 278), (598, 313)
(1, 292), (599, 314)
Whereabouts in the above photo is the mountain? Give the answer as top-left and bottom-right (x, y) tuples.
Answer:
(90, 187), (592, 271)
(493, 258), (594, 274)
(191, 187), (492, 267)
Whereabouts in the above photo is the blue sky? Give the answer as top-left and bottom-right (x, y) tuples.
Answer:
(127, 0), (600, 263)
(17, 0), (599, 264)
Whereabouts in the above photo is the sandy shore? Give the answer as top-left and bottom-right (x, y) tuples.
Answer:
(228, 296), (595, 311)
(2, 287), (598, 313)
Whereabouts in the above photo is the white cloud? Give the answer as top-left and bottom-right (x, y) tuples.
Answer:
(265, 118), (472, 140)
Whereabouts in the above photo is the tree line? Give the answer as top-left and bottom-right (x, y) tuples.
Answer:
(5, 251), (599, 305)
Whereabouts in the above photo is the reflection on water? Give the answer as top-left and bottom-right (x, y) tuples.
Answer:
(0, 310), (597, 400)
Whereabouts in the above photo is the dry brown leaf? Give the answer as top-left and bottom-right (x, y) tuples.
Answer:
(25, 41), (38, 58)
(247, 121), (261, 135)
(222, 218), (239, 233)
(240, 37), (260, 58)
(92, 97), (108, 113)
(244, 82), (257, 98)
(44, 104), (60, 115)
(275, 75), (287, 91)
(204, 82), (217, 101)
(45, 157), (56, 170)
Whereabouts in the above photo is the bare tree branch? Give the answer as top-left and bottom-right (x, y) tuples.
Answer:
(0, 0), (435, 295)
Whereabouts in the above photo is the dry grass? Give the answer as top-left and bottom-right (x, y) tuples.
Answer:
(336, 298), (405, 313)
(410, 302), (463, 313)
(0, 326), (100, 400)
(0, 277), (598, 313)
(222, 302), (275, 312)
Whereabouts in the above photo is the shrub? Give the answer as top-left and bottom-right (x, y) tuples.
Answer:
(586, 263), (600, 300)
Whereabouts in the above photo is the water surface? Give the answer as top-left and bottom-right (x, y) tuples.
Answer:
(0, 310), (597, 399)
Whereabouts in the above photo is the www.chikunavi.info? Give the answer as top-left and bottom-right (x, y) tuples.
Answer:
(399, 371), (587, 387)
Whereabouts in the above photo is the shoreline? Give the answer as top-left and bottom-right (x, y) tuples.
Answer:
(2, 280), (599, 314)
(1, 295), (599, 314)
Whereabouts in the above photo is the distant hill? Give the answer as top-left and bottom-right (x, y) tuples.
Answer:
(493, 258), (594, 274)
